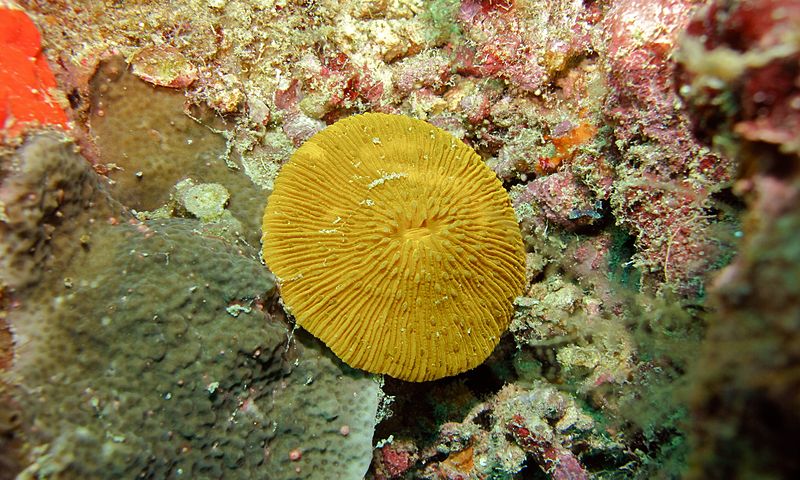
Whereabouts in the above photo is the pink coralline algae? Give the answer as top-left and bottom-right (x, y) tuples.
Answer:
(677, 0), (800, 161)
(454, 80), (496, 125)
(613, 177), (721, 291)
(565, 232), (628, 314)
(393, 50), (453, 96)
(456, 0), (593, 92)
(599, 0), (736, 294)
(374, 441), (417, 480)
(273, 79), (325, 146)
(603, 0), (698, 147)
(294, 51), (385, 122)
(507, 414), (590, 480)
(515, 171), (601, 231)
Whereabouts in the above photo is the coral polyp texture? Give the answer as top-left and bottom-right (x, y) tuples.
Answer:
(262, 113), (526, 382)
(0, 134), (380, 480)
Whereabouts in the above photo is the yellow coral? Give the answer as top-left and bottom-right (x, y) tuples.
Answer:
(262, 113), (525, 381)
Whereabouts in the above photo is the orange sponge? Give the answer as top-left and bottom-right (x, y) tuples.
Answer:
(0, 8), (68, 140)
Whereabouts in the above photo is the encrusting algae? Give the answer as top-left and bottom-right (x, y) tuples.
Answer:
(262, 113), (526, 382)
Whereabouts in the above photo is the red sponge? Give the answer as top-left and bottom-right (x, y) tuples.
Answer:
(0, 8), (68, 140)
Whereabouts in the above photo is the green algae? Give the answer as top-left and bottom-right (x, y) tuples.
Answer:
(607, 227), (641, 291)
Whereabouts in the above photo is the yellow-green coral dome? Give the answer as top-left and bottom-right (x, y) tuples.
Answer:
(261, 113), (526, 382)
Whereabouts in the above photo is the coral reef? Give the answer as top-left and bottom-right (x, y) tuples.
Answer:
(456, 0), (593, 93)
(3, 0), (797, 478)
(0, 133), (379, 479)
(676, 1), (800, 478)
(513, 171), (602, 231)
(372, 379), (624, 479)
(598, 0), (736, 296)
(85, 57), (267, 246)
(16, 0), (736, 294)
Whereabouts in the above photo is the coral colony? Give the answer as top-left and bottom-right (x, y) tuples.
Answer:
(1, 1), (799, 479)
(262, 113), (526, 382)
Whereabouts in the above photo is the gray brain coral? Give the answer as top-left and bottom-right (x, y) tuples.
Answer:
(0, 134), (379, 480)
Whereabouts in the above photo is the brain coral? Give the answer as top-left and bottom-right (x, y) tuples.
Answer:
(0, 134), (380, 480)
(262, 113), (526, 382)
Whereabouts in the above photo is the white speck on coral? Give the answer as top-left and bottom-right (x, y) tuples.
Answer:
(368, 172), (408, 189)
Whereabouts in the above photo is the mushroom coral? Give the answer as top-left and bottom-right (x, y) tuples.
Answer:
(262, 113), (525, 381)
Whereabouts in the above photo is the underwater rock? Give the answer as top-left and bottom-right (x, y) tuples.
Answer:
(510, 276), (635, 392)
(599, 0), (736, 295)
(420, 381), (606, 480)
(373, 439), (418, 480)
(487, 127), (544, 183)
(393, 49), (453, 96)
(130, 45), (198, 88)
(676, 1), (800, 477)
(238, 130), (294, 192)
(516, 172), (602, 231)
(456, 0), (592, 93)
(0, 133), (379, 479)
